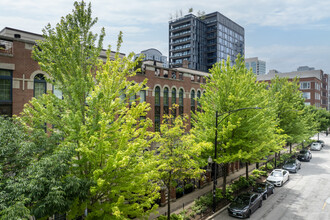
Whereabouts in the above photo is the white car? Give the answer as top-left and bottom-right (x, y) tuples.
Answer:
(310, 142), (322, 151)
(266, 169), (289, 187)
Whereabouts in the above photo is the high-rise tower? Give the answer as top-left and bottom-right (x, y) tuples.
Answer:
(169, 12), (244, 72)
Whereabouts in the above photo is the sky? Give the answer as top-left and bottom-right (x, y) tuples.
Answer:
(1, 0), (330, 74)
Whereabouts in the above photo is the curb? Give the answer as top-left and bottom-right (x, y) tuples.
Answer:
(205, 204), (230, 220)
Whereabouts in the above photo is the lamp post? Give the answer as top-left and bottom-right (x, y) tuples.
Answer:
(212, 107), (261, 213)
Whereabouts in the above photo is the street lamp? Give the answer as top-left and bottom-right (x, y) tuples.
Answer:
(212, 106), (261, 213)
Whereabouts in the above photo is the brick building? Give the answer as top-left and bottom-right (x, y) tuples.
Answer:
(0, 27), (122, 117)
(130, 60), (208, 132)
(257, 68), (328, 109)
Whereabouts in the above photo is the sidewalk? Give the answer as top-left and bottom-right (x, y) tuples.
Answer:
(149, 146), (293, 219)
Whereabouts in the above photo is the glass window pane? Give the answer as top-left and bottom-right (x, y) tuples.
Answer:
(0, 79), (11, 100)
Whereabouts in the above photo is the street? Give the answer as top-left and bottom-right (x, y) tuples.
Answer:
(213, 134), (330, 220)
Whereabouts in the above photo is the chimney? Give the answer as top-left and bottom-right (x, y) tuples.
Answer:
(182, 60), (189, 68)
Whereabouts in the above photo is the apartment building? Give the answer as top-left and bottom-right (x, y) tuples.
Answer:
(257, 68), (328, 109)
(245, 57), (266, 75)
(169, 12), (244, 72)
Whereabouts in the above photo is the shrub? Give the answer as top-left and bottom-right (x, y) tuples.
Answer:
(266, 163), (273, 170)
(176, 187), (184, 198)
(252, 169), (267, 179)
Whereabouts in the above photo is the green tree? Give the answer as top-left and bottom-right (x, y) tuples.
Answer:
(192, 56), (285, 191)
(156, 109), (204, 220)
(268, 76), (310, 153)
(14, 1), (159, 218)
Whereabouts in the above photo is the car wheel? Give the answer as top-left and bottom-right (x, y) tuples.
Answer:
(264, 193), (268, 200)
(259, 200), (262, 208)
(247, 210), (251, 218)
(295, 168), (297, 173)
(280, 181), (283, 186)
(271, 188), (274, 194)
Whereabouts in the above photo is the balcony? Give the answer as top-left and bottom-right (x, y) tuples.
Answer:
(0, 39), (13, 56)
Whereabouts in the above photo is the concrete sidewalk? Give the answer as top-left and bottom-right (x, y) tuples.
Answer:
(149, 145), (293, 219)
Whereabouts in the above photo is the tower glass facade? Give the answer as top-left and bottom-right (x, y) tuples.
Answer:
(169, 12), (244, 72)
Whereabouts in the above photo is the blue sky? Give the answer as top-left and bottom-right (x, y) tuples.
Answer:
(1, 0), (330, 74)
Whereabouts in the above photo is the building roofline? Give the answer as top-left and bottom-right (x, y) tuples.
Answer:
(0, 27), (43, 37)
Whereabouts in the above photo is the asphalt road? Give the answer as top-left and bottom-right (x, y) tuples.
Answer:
(213, 134), (330, 220)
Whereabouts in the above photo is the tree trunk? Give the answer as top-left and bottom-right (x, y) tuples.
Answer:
(256, 162), (259, 169)
(167, 172), (171, 220)
(245, 162), (249, 180)
(289, 143), (292, 154)
(222, 163), (227, 196)
(274, 152), (277, 168)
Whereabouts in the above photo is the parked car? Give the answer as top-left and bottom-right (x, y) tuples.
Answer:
(266, 169), (289, 187)
(228, 192), (263, 218)
(282, 159), (301, 173)
(252, 182), (274, 200)
(310, 142), (322, 151)
(316, 140), (325, 147)
(297, 149), (312, 162)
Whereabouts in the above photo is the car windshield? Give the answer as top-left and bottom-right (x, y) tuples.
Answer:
(254, 183), (265, 190)
(270, 171), (283, 177)
(234, 195), (250, 204)
(285, 160), (295, 164)
(300, 150), (307, 154)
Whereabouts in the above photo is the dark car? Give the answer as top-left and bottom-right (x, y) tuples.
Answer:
(297, 149), (312, 162)
(228, 192), (262, 218)
(252, 182), (274, 200)
(282, 159), (301, 173)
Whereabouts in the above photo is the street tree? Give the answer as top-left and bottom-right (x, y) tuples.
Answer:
(156, 109), (205, 220)
(192, 56), (285, 191)
(16, 1), (159, 218)
(268, 76), (310, 153)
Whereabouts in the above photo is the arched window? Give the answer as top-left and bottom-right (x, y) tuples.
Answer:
(34, 74), (46, 98)
(191, 90), (195, 113)
(163, 87), (169, 115)
(171, 88), (176, 118)
(179, 89), (184, 116)
(197, 90), (201, 112)
(155, 86), (161, 132)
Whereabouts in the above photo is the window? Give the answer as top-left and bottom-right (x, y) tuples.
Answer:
(171, 71), (176, 79)
(129, 93), (136, 107)
(179, 89), (184, 116)
(191, 90), (195, 113)
(171, 88), (176, 118)
(315, 93), (320, 100)
(197, 90), (201, 111)
(155, 69), (160, 77)
(300, 82), (310, 90)
(302, 92), (310, 99)
(34, 74), (46, 98)
(315, 82), (320, 90)
(163, 87), (169, 115)
(163, 70), (168, 78)
(0, 69), (12, 116)
(139, 86), (146, 103)
(191, 75), (195, 82)
(304, 102), (310, 106)
(53, 85), (63, 99)
(155, 86), (161, 132)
